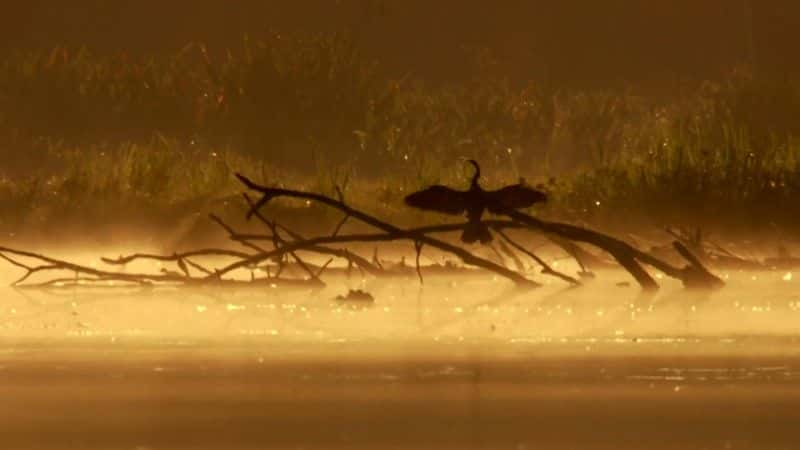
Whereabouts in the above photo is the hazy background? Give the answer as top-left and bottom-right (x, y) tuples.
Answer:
(3, 1), (800, 240)
(2, 0), (798, 86)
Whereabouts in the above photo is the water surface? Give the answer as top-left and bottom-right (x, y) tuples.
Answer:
(1, 271), (799, 449)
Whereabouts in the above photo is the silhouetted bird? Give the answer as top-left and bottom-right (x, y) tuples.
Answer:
(404, 160), (547, 244)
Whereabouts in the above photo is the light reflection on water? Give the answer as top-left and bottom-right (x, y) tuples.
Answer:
(1, 269), (800, 449)
(0, 270), (798, 347)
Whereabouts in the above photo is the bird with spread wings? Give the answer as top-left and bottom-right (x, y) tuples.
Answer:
(404, 160), (547, 244)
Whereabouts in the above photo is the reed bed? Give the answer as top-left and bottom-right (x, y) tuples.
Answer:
(1, 33), (800, 237)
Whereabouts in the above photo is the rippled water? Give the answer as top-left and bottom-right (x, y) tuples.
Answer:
(1, 269), (799, 449)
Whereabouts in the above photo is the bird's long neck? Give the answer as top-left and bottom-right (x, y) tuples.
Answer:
(469, 160), (481, 189)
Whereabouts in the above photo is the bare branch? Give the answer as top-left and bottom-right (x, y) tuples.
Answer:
(0, 174), (724, 293)
(493, 228), (581, 286)
(103, 249), (252, 266)
(183, 258), (213, 276)
(238, 195), (322, 284)
(414, 241), (424, 285)
(235, 174), (539, 287)
(331, 214), (350, 237)
(495, 236), (526, 273)
(315, 258), (334, 278)
(209, 214), (267, 253)
(501, 209), (723, 290)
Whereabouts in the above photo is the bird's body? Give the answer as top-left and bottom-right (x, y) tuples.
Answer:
(404, 160), (547, 244)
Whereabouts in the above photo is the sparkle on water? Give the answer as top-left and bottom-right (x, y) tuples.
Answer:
(0, 262), (798, 351)
(2, 255), (800, 449)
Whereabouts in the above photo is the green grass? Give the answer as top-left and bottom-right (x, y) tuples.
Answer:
(2, 35), (800, 239)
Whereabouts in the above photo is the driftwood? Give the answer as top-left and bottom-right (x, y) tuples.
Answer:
(233, 174), (539, 287)
(501, 210), (724, 290)
(0, 174), (725, 291)
(0, 246), (320, 289)
(665, 227), (792, 271)
(236, 174), (723, 291)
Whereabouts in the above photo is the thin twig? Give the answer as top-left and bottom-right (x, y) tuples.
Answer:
(209, 214), (267, 253)
(103, 249), (252, 266)
(487, 242), (508, 268)
(332, 214), (350, 237)
(493, 229), (581, 286)
(414, 241), (424, 285)
(241, 194), (322, 283)
(183, 258), (213, 276)
(315, 258), (334, 278)
(495, 236), (526, 273)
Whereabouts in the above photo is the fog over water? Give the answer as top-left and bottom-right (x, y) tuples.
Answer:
(2, 267), (800, 345)
(3, 2), (800, 448)
(2, 264), (800, 449)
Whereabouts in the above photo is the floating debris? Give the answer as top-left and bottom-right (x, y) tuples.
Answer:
(335, 289), (375, 303)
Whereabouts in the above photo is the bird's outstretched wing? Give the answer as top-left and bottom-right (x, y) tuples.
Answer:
(486, 184), (547, 214)
(404, 185), (469, 215)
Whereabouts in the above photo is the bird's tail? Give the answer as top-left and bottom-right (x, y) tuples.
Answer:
(461, 222), (493, 244)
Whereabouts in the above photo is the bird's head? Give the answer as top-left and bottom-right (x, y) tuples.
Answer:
(458, 158), (481, 187)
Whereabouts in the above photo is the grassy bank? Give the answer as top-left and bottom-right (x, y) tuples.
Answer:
(2, 33), (800, 242)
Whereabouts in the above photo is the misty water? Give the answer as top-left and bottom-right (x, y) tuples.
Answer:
(1, 263), (799, 449)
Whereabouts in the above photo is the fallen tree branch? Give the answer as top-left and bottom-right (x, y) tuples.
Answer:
(103, 249), (252, 266)
(257, 212), (322, 283)
(211, 211), (384, 277)
(501, 210), (724, 290)
(235, 174), (539, 288)
(235, 173), (723, 290)
(0, 174), (725, 292)
(0, 247), (322, 289)
(2, 247), (188, 286)
(212, 223), (539, 286)
(546, 235), (616, 272)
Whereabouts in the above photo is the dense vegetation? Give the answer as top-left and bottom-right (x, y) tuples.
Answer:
(2, 32), (800, 239)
